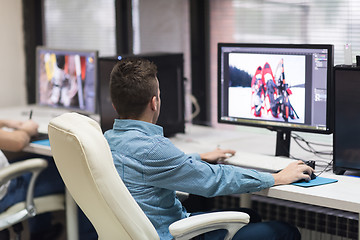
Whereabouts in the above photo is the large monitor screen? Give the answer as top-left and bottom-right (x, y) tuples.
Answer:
(333, 66), (360, 174)
(36, 46), (99, 114)
(218, 43), (333, 156)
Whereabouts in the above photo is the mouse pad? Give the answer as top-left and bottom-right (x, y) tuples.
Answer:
(31, 139), (50, 147)
(291, 176), (338, 187)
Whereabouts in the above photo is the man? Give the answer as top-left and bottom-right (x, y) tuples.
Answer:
(105, 57), (313, 239)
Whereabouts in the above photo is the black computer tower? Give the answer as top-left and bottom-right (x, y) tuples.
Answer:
(333, 65), (360, 174)
(98, 53), (185, 137)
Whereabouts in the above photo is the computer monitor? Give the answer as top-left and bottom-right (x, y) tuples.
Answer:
(36, 46), (99, 114)
(98, 53), (185, 137)
(333, 66), (360, 175)
(218, 43), (334, 157)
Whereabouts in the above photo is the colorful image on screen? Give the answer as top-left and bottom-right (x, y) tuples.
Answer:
(37, 48), (98, 114)
(227, 52), (305, 124)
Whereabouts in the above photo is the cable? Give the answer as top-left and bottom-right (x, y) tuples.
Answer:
(289, 132), (334, 174)
(314, 159), (334, 177)
(291, 133), (333, 157)
(190, 94), (200, 120)
(291, 133), (332, 147)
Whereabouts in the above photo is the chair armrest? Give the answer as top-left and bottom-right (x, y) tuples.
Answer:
(169, 211), (249, 240)
(175, 191), (189, 202)
(0, 158), (48, 216)
(0, 158), (48, 185)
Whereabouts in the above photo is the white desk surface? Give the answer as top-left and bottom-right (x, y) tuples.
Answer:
(1, 105), (99, 156)
(0, 105), (99, 134)
(170, 124), (360, 215)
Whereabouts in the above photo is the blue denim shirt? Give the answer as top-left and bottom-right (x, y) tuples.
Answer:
(104, 119), (274, 239)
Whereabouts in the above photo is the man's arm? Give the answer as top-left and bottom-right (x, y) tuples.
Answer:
(200, 148), (314, 185)
(145, 142), (274, 196)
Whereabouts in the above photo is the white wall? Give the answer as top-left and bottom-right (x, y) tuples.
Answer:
(0, 0), (26, 108)
(137, 0), (192, 121)
(137, 0), (189, 54)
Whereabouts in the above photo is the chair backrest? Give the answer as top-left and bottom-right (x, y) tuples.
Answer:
(48, 112), (159, 240)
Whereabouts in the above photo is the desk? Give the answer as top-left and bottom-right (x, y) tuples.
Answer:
(0, 105), (99, 134)
(170, 124), (360, 240)
(4, 106), (359, 239)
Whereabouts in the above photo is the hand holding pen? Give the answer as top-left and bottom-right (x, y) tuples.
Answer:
(17, 110), (38, 136)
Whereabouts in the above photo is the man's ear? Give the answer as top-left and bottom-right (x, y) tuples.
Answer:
(150, 96), (157, 111)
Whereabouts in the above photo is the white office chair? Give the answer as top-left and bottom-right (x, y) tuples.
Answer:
(48, 112), (249, 240)
(0, 158), (65, 237)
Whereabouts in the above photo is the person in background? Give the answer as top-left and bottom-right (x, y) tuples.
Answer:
(0, 119), (96, 240)
(104, 57), (313, 239)
(0, 119), (39, 151)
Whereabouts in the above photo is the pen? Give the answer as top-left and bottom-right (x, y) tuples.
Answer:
(29, 110), (33, 120)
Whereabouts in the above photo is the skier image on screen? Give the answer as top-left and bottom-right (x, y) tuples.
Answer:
(253, 59), (299, 122)
(250, 66), (266, 117)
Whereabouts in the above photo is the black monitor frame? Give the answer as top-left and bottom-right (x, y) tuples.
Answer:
(218, 43), (334, 157)
(36, 46), (99, 115)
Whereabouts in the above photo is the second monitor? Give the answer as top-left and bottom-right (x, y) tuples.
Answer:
(36, 46), (99, 115)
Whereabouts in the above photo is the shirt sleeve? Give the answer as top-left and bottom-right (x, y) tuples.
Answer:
(143, 136), (274, 197)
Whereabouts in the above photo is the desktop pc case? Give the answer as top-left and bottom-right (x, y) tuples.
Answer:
(98, 53), (185, 137)
(333, 65), (360, 174)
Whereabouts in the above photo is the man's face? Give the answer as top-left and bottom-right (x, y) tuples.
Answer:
(152, 78), (161, 124)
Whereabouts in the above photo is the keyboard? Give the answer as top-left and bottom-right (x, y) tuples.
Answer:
(222, 151), (295, 173)
(30, 133), (49, 142)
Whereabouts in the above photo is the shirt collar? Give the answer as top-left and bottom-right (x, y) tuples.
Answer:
(113, 119), (164, 136)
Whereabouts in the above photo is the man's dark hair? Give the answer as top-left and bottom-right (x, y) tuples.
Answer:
(109, 57), (158, 119)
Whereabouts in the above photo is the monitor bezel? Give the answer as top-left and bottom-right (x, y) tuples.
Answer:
(35, 46), (99, 115)
(217, 42), (334, 134)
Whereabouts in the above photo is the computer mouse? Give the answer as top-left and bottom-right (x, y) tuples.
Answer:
(304, 160), (315, 169)
(304, 160), (316, 180)
(294, 171), (316, 183)
(309, 172), (316, 180)
(304, 171), (317, 180)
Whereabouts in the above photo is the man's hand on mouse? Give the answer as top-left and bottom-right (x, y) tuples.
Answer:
(272, 160), (314, 186)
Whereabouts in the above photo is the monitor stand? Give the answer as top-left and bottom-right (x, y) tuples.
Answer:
(275, 130), (291, 157)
